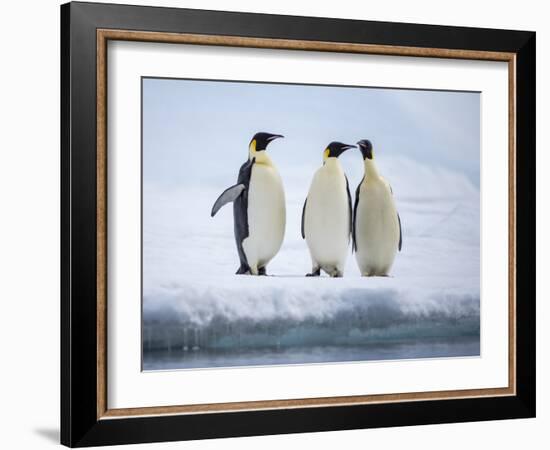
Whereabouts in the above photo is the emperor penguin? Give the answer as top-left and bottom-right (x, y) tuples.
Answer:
(353, 139), (402, 276)
(301, 142), (355, 277)
(211, 132), (286, 275)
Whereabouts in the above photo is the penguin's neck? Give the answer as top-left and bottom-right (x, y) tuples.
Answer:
(249, 149), (274, 166)
(363, 158), (380, 180)
(323, 157), (343, 173)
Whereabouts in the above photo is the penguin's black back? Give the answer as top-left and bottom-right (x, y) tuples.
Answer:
(233, 158), (254, 272)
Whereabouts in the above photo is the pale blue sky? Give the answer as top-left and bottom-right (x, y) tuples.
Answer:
(142, 77), (480, 188)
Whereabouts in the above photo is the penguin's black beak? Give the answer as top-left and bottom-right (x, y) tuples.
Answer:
(331, 143), (355, 159)
(266, 134), (284, 142)
(337, 143), (356, 157)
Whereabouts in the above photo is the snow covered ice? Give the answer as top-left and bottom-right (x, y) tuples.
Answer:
(142, 155), (480, 370)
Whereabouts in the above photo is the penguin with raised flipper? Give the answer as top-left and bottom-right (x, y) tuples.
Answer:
(211, 132), (285, 275)
(301, 141), (355, 278)
(353, 139), (402, 276)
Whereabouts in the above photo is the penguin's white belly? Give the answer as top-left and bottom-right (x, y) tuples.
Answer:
(305, 169), (350, 271)
(243, 164), (286, 271)
(355, 180), (399, 276)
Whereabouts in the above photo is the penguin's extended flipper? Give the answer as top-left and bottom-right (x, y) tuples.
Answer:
(301, 198), (307, 239)
(397, 212), (403, 251)
(352, 177), (363, 253)
(211, 184), (246, 217)
(345, 175), (352, 241)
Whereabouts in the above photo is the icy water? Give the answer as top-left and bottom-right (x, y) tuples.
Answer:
(143, 337), (480, 370)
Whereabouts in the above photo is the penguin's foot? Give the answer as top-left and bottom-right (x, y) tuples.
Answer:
(258, 267), (267, 276)
(330, 270), (344, 278)
(306, 267), (321, 277)
(236, 264), (251, 275)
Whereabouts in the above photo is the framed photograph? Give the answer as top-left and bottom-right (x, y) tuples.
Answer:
(61, 1), (535, 447)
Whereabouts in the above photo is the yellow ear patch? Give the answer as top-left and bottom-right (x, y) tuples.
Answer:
(323, 148), (330, 161)
(249, 139), (257, 156)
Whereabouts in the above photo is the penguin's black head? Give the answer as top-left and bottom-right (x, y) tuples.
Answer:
(357, 139), (373, 160)
(250, 132), (284, 152)
(324, 141), (356, 161)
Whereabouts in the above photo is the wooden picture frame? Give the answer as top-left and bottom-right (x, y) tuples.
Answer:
(61, 1), (535, 447)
